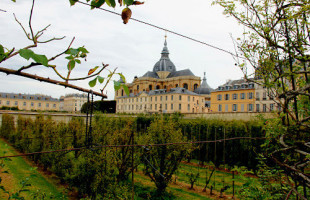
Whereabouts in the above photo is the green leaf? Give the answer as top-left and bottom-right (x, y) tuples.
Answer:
(65, 48), (79, 55)
(65, 55), (74, 60)
(75, 59), (81, 64)
(106, 0), (116, 7)
(124, 0), (134, 5)
(90, 0), (105, 9)
(19, 49), (48, 66)
(122, 84), (129, 96)
(97, 76), (104, 83)
(114, 80), (121, 91)
(32, 54), (48, 67)
(67, 60), (76, 70)
(69, 0), (78, 6)
(19, 49), (33, 60)
(78, 47), (89, 53)
(0, 45), (5, 62)
(89, 77), (97, 87)
(117, 73), (126, 83)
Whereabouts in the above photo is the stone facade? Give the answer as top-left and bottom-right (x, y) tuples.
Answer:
(210, 79), (280, 113)
(0, 92), (60, 111)
(115, 38), (213, 114)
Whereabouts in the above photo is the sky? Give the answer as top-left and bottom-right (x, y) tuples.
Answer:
(0, 0), (245, 100)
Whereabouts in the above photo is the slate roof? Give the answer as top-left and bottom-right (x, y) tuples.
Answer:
(194, 72), (213, 95)
(167, 69), (195, 78)
(153, 39), (176, 73)
(0, 92), (59, 101)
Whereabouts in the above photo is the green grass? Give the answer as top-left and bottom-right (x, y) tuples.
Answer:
(0, 139), (67, 199)
(136, 161), (259, 199)
(134, 172), (213, 200)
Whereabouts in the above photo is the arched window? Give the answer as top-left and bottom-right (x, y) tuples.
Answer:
(121, 90), (124, 96)
(164, 85), (167, 89)
(183, 83), (188, 90)
(194, 84), (198, 90)
(156, 85), (160, 89)
(149, 85), (152, 91)
(137, 85), (139, 91)
(176, 84), (178, 87)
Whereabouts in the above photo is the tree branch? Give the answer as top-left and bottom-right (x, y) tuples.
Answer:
(0, 66), (107, 98)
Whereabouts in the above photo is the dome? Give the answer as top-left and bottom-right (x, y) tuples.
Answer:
(153, 38), (176, 73)
(194, 72), (213, 95)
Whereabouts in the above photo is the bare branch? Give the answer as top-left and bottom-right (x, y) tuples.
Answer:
(29, 0), (36, 44)
(13, 13), (31, 40)
(49, 37), (75, 61)
(0, 66), (107, 98)
(37, 36), (66, 44)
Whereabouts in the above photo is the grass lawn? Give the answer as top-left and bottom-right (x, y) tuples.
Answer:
(0, 139), (67, 199)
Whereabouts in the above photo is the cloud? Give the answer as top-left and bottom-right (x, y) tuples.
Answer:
(0, 0), (245, 100)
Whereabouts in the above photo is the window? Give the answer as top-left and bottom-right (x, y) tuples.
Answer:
(171, 103), (173, 110)
(188, 96), (190, 101)
(248, 104), (253, 111)
(225, 94), (230, 100)
(256, 104), (260, 112)
(46, 103), (49, 107)
(165, 96), (167, 101)
(183, 83), (188, 89)
(160, 96), (162, 101)
(0, 100), (1, 104)
(269, 94), (274, 100)
(151, 97), (152, 102)
(137, 85), (139, 91)
(155, 104), (157, 110)
(241, 93), (245, 99)
(248, 92), (253, 99)
(188, 104), (190, 111)
(23, 102), (26, 106)
(31, 102), (34, 106)
(233, 93), (238, 100)
(179, 104), (181, 110)
(38, 103), (41, 107)
(14, 101), (18, 106)
(53, 104), (56, 108)
(270, 103), (274, 111)
(263, 92), (267, 100)
(165, 104), (167, 110)
(256, 92), (260, 100)
(6, 101), (10, 105)
(218, 104), (222, 112)
(179, 95), (182, 100)
(263, 104), (267, 112)
(232, 104), (237, 111)
(194, 84), (198, 90)
(217, 94), (222, 100)
(150, 104), (152, 110)
(171, 95), (173, 100)
(155, 97), (157, 101)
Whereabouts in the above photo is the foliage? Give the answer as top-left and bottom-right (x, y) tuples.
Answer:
(213, 0), (310, 198)
(80, 100), (116, 113)
(0, 114), (266, 198)
(141, 117), (193, 195)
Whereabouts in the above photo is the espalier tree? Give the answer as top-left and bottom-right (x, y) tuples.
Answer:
(0, 0), (145, 97)
(213, 0), (309, 199)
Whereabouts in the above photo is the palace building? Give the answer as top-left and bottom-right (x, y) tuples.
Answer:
(210, 78), (279, 113)
(115, 38), (213, 114)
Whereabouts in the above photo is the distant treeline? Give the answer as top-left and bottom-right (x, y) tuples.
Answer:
(81, 100), (116, 113)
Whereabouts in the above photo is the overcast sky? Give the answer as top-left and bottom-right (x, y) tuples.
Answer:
(0, 0), (245, 100)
